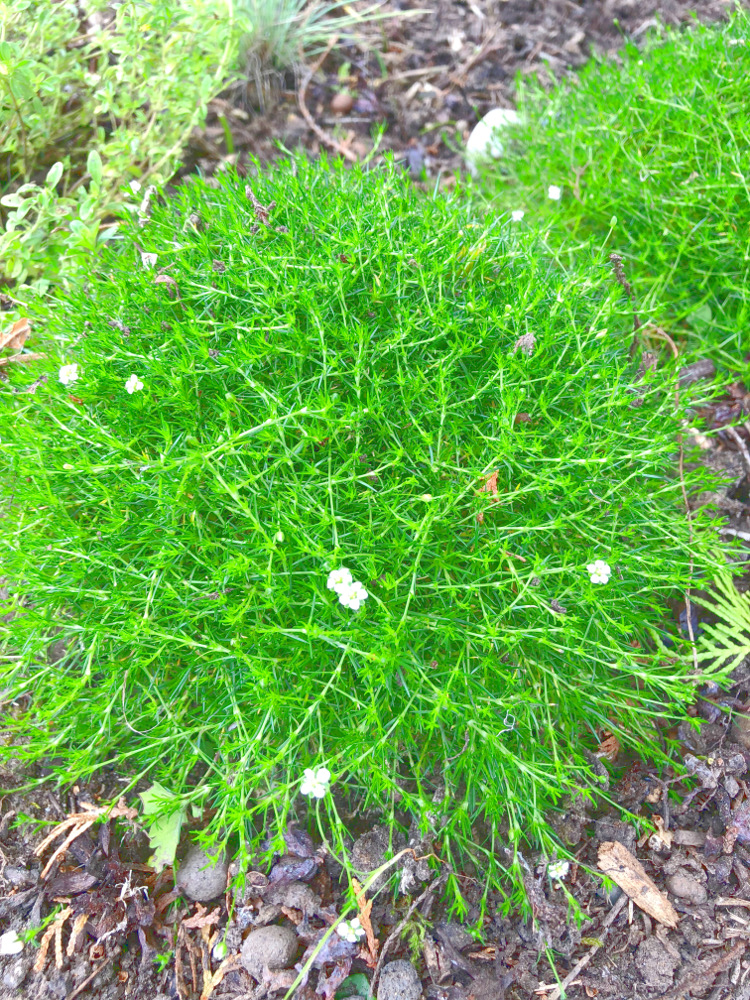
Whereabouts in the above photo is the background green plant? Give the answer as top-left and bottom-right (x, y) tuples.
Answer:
(479, 8), (750, 374)
(0, 0), (237, 303)
(0, 158), (733, 906)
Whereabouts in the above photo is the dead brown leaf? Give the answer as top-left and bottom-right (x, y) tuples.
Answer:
(0, 317), (31, 352)
(597, 840), (679, 928)
(596, 733), (621, 761)
(352, 877), (379, 967)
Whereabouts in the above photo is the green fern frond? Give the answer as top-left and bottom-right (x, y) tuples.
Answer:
(695, 572), (750, 676)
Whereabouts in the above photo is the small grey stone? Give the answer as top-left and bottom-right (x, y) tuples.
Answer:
(2, 956), (31, 990)
(377, 960), (422, 1000)
(240, 924), (298, 979)
(2, 866), (34, 888)
(666, 872), (707, 905)
(177, 845), (228, 902)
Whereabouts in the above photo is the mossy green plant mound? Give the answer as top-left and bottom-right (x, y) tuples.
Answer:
(481, 10), (750, 373)
(0, 158), (726, 902)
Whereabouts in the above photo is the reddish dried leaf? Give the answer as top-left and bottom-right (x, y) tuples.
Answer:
(351, 877), (378, 968)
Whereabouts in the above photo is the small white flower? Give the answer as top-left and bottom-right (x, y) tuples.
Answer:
(140, 251), (158, 269)
(547, 185), (562, 201)
(511, 209), (525, 222)
(327, 567), (353, 594)
(300, 766), (331, 799)
(547, 860), (570, 881)
(339, 581), (368, 611)
(274, 531), (284, 543)
(337, 917), (365, 943)
(58, 363), (79, 385)
(421, 494), (433, 501)
(587, 559), (612, 585)
(0, 930), (24, 956)
(125, 374), (144, 394)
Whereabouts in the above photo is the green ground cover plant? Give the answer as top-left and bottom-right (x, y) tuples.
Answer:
(0, 0), (236, 303)
(0, 158), (733, 906)
(480, 9), (750, 373)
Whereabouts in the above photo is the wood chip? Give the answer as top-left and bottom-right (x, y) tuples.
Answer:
(597, 841), (679, 928)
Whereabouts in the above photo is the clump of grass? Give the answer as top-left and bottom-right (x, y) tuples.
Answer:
(0, 157), (730, 906)
(482, 9), (750, 373)
(235, 0), (400, 105)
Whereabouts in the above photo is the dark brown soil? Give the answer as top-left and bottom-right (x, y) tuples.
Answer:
(4, 3), (750, 999)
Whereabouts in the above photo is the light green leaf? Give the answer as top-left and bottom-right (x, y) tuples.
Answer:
(139, 782), (187, 872)
(336, 973), (370, 999)
(87, 150), (103, 188)
(687, 303), (713, 329)
(45, 162), (64, 189)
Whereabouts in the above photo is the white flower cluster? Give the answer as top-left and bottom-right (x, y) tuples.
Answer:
(58, 365), (145, 395)
(587, 559), (612, 585)
(337, 917), (366, 943)
(327, 567), (368, 611)
(58, 363), (79, 385)
(300, 766), (331, 799)
(547, 860), (570, 881)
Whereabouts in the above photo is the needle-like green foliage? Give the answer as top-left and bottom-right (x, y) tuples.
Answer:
(0, 158), (730, 906)
(480, 9), (750, 374)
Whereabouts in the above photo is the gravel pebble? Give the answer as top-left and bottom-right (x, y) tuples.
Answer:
(240, 925), (298, 979)
(377, 960), (422, 1000)
(666, 872), (708, 905)
(177, 845), (228, 902)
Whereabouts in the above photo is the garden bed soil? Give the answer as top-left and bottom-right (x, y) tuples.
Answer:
(3, 2), (750, 999)
(183, 0), (743, 181)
